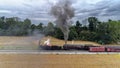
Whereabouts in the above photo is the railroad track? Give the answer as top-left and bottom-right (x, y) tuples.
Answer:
(0, 50), (120, 54)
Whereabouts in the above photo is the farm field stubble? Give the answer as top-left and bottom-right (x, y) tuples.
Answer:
(0, 36), (120, 68)
(0, 54), (120, 68)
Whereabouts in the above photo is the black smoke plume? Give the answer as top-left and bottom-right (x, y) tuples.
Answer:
(50, 0), (75, 44)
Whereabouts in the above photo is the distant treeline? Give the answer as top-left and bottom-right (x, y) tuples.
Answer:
(0, 16), (120, 44)
(0, 17), (32, 36)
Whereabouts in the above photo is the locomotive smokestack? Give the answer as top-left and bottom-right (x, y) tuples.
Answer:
(50, 0), (75, 44)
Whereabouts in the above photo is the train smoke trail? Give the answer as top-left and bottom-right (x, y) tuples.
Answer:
(50, 0), (75, 44)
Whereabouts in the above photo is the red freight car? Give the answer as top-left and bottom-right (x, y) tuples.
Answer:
(89, 46), (105, 52)
(107, 48), (120, 52)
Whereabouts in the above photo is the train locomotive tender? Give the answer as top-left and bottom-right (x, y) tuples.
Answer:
(40, 44), (120, 52)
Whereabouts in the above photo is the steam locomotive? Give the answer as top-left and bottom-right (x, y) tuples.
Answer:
(40, 44), (120, 52)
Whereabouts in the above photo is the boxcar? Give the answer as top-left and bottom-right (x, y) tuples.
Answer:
(89, 46), (105, 52)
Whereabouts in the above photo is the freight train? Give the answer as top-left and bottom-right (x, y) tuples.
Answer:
(40, 44), (120, 52)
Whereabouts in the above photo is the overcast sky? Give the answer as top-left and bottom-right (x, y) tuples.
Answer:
(0, 0), (120, 25)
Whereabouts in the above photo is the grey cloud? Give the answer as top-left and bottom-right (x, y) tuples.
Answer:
(75, 0), (110, 16)
(75, 0), (120, 22)
(104, 1), (120, 16)
(0, 0), (120, 25)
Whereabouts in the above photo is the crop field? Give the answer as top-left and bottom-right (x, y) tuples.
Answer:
(0, 36), (100, 50)
(0, 36), (40, 50)
(0, 36), (120, 68)
(0, 54), (120, 68)
(40, 36), (100, 46)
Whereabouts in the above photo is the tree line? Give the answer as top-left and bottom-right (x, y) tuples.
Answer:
(0, 16), (31, 36)
(0, 16), (120, 44)
(40, 17), (120, 44)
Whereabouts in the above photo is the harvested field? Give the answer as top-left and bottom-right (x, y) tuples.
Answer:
(40, 36), (100, 46)
(0, 36), (100, 50)
(0, 36), (40, 46)
(0, 36), (41, 50)
(0, 54), (120, 68)
(0, 36), (119, 68)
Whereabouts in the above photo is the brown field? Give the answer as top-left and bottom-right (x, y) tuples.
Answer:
(40, 36), (100, 46)
(0, 36), (41, 50)
(0, 36), (100, 50)
(0, 36), (100, 46)
(0, 36), (39, 46)
(0, 36), (120, 68)
(0, 54), (120, 68)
